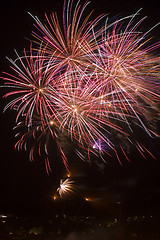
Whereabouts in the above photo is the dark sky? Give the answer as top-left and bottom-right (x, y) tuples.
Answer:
(0, 0), (160, 218)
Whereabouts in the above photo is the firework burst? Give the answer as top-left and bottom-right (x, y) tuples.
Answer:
(57, 178), (75, 198)
(2, 46), (57, 127)
(1, 0), (160, 173)
(29, 0), (105, 75)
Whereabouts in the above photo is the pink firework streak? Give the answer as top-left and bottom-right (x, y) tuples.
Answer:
(1, 0), (160, 173)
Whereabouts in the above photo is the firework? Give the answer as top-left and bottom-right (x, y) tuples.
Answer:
(29, 0), (105, 74)
(57, 178), (75, 198)
(90, 12), (160, 133)
(13, 115), (70, 174)
(1, 0), (160, 173)
(2, 46), (58, 127)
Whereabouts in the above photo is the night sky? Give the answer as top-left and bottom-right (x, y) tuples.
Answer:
(0, 0), (160, 219)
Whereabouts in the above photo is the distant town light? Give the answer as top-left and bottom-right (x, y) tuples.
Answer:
(0, 215), (7, 218)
